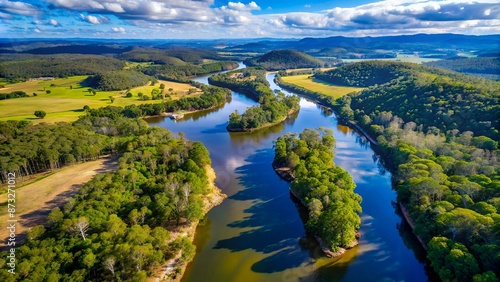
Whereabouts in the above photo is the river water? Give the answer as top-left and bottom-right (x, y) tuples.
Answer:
(146, 65), (431, 281)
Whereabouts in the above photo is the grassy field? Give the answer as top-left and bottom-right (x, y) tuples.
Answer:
(123, 61), (155, 69)
(0, 76), (202, 123)
(282, 74), (364, 99)
(285, 67), (335, 73)
(0, 156), (118, 248)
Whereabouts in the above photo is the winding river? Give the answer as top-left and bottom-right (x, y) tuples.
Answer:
(146, 64), (433, 281)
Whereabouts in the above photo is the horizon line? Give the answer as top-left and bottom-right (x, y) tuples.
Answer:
(2, 32), (500, 41)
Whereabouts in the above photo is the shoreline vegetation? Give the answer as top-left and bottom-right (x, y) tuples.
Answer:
(272, 128), (362, 258)
(153, 166), (226, 281)
(271, 161), (358, 257)
(276, 61), (500, 281)
(0, 57), (238, 281)
(141, 100), (227, 121)
(0, 108), (227, 282)
(0, 88), (231, 187)
(81, 83), (231, 124)
(0, 59), (239, 123)
(208, 67), (300, 132)
(274, 72), (378, 147)
(226, 107), (299, 132)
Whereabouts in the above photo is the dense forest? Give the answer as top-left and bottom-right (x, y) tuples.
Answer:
(208, 67), (300, 131)
(0, 48), (239, 86)
(244, 50), (324, 70)
(311, 47), (397, 59)
(315, 61), (418, 87)
(273, 128), (362, 253)
(0, 107), (219, 281)
(121, 84), (230, 117)
(84, 70), (151, 91)
(424, 57), (500, 78)
(0, 85), (230, 183)
(0, 55), (125, 82)
(2, 40), (498, 280)
(142, 61), (239, 82)
(317, 61), (500, 140)
(0, 119), (115, 183)
(116, 47), (239, 81)
(321, 61), (500, 281)
(119, 47), (220, 65)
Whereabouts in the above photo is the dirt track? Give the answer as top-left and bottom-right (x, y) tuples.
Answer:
(0, 156), (118, 249)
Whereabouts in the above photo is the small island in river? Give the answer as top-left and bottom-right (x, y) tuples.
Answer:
(208, 67), (300, 132)
(272, 128), (362, 257)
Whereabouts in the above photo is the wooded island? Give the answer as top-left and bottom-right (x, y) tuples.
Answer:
(276, 60), (500, 281)
(208, 67), (300, 131)
(273, 128), (362, 257)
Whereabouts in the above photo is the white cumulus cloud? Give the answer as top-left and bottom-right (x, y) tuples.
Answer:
(49, 19), (62, 27)
(0, 0), (40, 18)
(227, 1), (260, 11)
(79, 14), (110, 24)
(111, 26), (125, 33)
(3, 0), (500, 38)
(263, 0), (500, 34)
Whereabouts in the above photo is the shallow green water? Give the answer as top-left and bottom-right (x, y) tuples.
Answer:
(146, 68), (432, 282)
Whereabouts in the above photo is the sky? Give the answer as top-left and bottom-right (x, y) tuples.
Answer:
(0, 0), (499, 39)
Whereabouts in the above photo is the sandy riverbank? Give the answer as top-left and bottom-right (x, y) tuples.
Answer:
(149, 166), (226, 282)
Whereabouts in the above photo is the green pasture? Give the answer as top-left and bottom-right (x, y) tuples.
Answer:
(123, 61), (155, 69)
(0, 76), (201, 123)
(281, 74), (363, 99)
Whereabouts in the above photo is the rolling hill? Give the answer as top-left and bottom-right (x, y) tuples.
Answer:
(244, 49), (324, 70)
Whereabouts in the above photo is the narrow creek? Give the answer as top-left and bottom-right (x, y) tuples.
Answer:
(146, 65), (431, 281)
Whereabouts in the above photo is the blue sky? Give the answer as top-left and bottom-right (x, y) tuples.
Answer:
(0, 0), (499, 38)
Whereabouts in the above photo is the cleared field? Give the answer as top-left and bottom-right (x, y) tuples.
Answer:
(286, 67), (335, 73)
(123, 61), (155, 69)
(0, 76), (201, 123)
(282, 74), (363, 98)
(0, 156), (118, 248)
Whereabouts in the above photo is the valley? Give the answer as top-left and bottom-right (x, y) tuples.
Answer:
(0, 24), (498, 282)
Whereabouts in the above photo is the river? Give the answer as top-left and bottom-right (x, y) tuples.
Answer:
(146, 65), (432, 281)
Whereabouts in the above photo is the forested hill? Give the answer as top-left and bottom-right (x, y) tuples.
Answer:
(0, 48), (238, 83)
(315, 61), (415, 87)
(208, 67), (300, 131)
(328, 62), (500, 282)
(0, 55), (125, 81)
(424, 57), (500, 78)
(318, 61), (500, 140)
(119, 47), (221, 65)
(244, 50), (324, 70)
(84, 70), (151, 91)
(0, 108), (220, 281)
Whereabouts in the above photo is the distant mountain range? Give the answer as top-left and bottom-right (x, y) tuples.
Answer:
(0, 34), (498, 57)
(225, 34), (500, 55)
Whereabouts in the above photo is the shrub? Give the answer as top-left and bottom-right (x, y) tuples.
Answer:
(34, 110), (46, 119)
